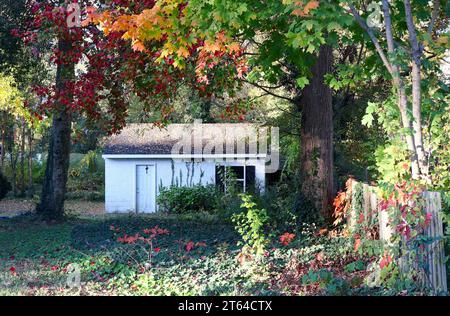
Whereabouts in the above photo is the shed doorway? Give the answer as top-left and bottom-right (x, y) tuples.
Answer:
(136, 165), (156, 213)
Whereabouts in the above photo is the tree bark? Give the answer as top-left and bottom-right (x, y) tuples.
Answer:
(381, 0), (421, 179)
(403, 0), (428, 179)
(299, 45), (334, 219)
(27, 127), (33, 198)
(36, 37), (74, 220)
(19, 118), (26, 196)
(9, 124), (17, 196)
(0, 111), (5, 172)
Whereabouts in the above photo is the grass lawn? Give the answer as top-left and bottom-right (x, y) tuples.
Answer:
(0, 212), (382, 296)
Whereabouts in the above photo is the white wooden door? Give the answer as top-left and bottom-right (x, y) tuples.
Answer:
(136, 165), (156, 213)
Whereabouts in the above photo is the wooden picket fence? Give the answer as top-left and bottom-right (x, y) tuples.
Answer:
(345, 179), (447, 294)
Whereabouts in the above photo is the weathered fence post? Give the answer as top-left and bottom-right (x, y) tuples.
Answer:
(347, 179), (447, 294)
(348, 179), (379, 233)
(422, 191), (447, 293)
(379, 204), (392, 244)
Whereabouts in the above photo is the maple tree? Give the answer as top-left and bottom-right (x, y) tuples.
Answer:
(85, 0), (346, 218)
(13, 0), (248, 219)
(346, 0), (448, 182)
(15, 0), (161, 218)
(83, 0), (249, 119)
(7, 0), (448, 221)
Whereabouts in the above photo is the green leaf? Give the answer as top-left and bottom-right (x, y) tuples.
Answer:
(296, 77), (309, 89)
(237, 3), (248, 14)
(327, 22), (341, 32)
(362, 113), (374, 127)
(303, 20), (315, 31)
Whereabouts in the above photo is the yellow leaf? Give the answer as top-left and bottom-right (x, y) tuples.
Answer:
(122, 32), (131, 40)
(436, 36), (448, 45)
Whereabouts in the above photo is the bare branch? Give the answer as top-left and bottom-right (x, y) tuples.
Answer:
(244, 81), (285, 90)
(241, 79), (295, 103)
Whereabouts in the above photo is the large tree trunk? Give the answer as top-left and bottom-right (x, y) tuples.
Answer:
(0, 111), (7, 172)
(27, 127), (33, 198)
(36, 37), (74, 220)
(9, 125), (17, 197)
(299, 45), (334, 219)
(19, 118), (26, 197)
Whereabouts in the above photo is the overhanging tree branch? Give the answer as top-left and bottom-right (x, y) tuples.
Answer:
(241, 79), (295, 103)
(427, 0), (440, 36)
(348, 3), (394, 75)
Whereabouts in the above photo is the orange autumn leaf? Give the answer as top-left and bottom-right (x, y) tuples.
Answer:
(354, 238), (361, 252)
(132, 41), (146, 52)
(304, 1), (320, 14)
(203, 40), (221, 52)
(318, 228), (328, 236)
(81, 7), (99, 26)
(227, 42), (241, 53)
(112, 15), (134, 32)
(177, 46), (190, 58)
(292, 0), (320, 16)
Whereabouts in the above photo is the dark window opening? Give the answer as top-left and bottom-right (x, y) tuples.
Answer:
(215, 165), (256, 193)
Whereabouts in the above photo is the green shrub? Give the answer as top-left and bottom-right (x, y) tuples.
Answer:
(213, 170), (247, 220)
(157, 184), (220, 214)
(257, 175), (322, 232)
(31, 159), (47, 185)
(214, 193), (244, 221)
(0, 171), (11, 200)
(231, 194), (270, 256)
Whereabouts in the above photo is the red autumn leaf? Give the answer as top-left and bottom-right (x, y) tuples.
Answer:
(185, 241), (195, 252)
(279, 233), (296, 246)
(380, 255), (392, 269)
(315, 252), (325, 262)
(357, 213), (365, 224)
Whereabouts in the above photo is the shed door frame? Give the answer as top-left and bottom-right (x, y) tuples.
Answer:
(135, 164), (157, 213)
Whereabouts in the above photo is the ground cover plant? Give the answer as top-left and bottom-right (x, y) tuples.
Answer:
(1, 204), (435, 296)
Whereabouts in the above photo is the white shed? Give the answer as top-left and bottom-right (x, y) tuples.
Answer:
(102, 123), (274, 213)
